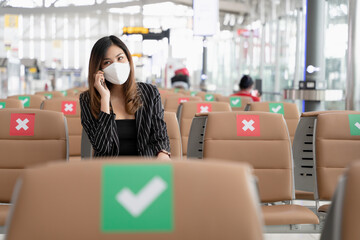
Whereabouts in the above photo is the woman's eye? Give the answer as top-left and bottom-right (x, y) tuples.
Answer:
(118, 56), (123, 61)
(103, 61), (110, 65)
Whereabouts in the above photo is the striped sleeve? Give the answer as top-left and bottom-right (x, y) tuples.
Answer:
(79, 92), (118, 156)
(147, 85), (171, 155)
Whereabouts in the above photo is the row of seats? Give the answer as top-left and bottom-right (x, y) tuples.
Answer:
(3, 157), (360, 239)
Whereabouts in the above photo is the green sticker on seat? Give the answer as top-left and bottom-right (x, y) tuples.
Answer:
(190, 91), (197, 96)
(174, 88), (180, 93)
(269, 103), (284, 115)
(230, 96), (242, 107)
(0, 102), (5, 109)
(205, 94), (214, 102)
(18, 96), (30, 107)
(349, 114), (360, 136)
(44, 93), (53, 99)
(73, 89), (79, 93)
(61, 90), (67, 96)
(102, 164), (173, 232)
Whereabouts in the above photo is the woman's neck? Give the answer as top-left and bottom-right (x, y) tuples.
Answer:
(110, 85), (124, 97)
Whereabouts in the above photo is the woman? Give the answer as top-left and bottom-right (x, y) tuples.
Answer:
(80, 35), (170, 160)
(232, 75), (261, 102)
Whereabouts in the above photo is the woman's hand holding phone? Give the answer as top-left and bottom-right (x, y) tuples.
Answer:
(94, 70), (110, 100)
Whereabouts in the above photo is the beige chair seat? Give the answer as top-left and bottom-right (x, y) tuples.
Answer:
(318, 204), (330, 213)
(262, 205), (319, 225)
(295, 190), (315, 200)
(0, 205), (10, 226)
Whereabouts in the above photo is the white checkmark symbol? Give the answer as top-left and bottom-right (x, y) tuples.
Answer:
(21, 98), (29, 105)
(116, 176), (167, 217)
(272, 105), (282, 113)
(206, 96), (213, 101)
(355, 122), (360, 130)
(231, 99), (239, 105)
(0, 105), (3, 109)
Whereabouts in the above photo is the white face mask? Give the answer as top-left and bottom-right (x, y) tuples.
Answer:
(103, 62), (130, 85)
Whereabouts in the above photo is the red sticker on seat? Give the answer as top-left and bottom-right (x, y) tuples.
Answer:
(236, 115), (260, 136)
(197, 103), (212, 113)
(61, 101), (77, 115)
(178, 97), (189, 104)
(10, 113), (35, 136)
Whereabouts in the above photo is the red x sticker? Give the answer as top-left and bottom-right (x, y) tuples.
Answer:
(236, 115), (260, 136)
(178, 97), (189, 104)
(197, 103), (212, 113)
(10, 113), (35, 136)
(61, 101), (77, 115)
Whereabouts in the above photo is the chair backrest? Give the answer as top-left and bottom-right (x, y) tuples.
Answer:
(188, 111), (294, 203)
(0, 109), (68, 204)
(8, 95), (45, 109)
(163, 112), (182, 159)
(195, 92), (222, 102)
(159, 91), (183, 107)
(177, 101), (231, 156)
(293, 110), (357, 194)
(315, 112), (360, 201)
(42, 97), (81, 158)
(320, 161), (360, 240)
(246, 102), (300, 143)
(65, 87), (87, 97)
(164, 95), (202, 113)
(0, 99), (23, 109)
(217, 96), (253, 111)
(35, 91), (65, 99)
(5, 159), (264, 240)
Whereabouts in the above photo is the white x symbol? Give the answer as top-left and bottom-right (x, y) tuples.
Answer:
(16, 118), (29, 131)
(242, 120), (255, 131)
(200, 106), (209, 113)
(64, 103), (73, 112)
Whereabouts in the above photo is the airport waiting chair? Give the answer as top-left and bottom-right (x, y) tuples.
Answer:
(320, 161), (360, 240)
(8, 94), (45, 109)
(5, 159), (264, 240)
(217, 95), (253, 111)
(0, 109), (69, 233)
(0, 98), (23, 109)
(164, 112), (182, 159)
(35, 91), (65, 99)
(177, 101), (231, 156)
(159, 90), (184, 107)
(64, 87), (88, 97)
(195, 92), (222, 102)
(164, 95), (202, 113)
(187, 111), (319, 232)
(245, 102), (300, 143)
(293, 111), (358, 201)
(42, 97), (82, 161)
(313, 112), (360, 214)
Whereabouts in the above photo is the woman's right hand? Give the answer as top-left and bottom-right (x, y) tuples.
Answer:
(94, 70), (110, 100)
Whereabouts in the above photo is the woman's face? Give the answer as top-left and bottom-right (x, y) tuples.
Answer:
(101, 44), (129, 70)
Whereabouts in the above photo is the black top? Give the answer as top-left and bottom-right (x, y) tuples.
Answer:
(115, 119), (138, 156)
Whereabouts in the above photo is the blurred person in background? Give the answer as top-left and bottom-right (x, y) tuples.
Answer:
(232, 75), (261, 102)
(171, 67), (190, 90)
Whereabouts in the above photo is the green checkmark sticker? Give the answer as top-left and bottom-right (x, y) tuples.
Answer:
(205, 94), (214, 102)
(230, 97), (242, 107)
(0, 102), (5, 109)
(18, 96), (30, 107)
(269, 103), (284, 115)
(102, 164), (174, 232)
(349, 114), (360, 136)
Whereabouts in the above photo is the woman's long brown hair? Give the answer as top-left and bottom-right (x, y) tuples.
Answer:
(87, 35), (142, 119)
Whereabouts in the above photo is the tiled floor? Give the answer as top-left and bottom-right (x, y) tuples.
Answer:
(0, 234), (321, 239)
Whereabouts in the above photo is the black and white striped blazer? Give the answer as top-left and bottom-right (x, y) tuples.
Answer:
(79, 82), (170, 157)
